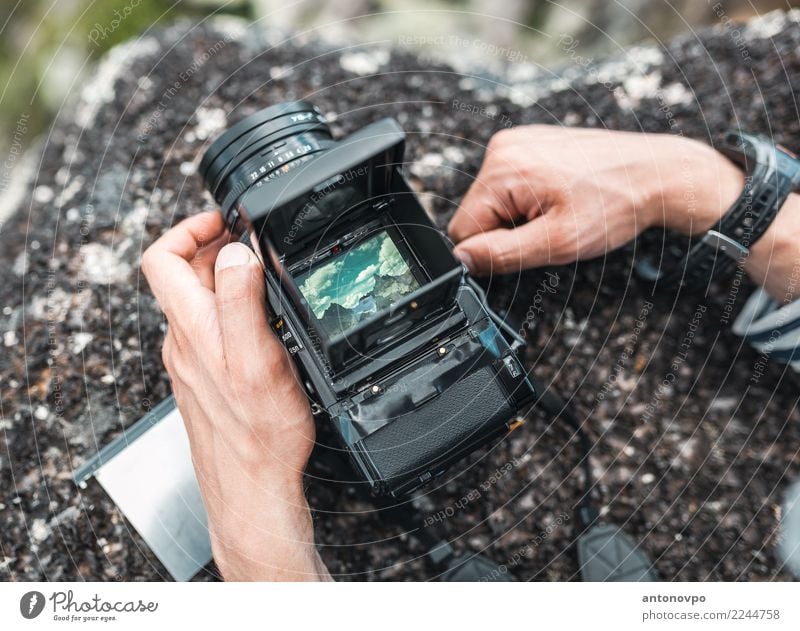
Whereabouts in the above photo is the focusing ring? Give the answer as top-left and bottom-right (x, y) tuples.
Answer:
(208, 120), (331, 202)
(200, 101), (318, 178)
(216, 132), (331, 200)
(200, 101), (334, 207)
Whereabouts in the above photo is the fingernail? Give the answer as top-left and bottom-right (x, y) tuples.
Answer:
(454, 248), (474, 274)
(216, 243), (252, 270)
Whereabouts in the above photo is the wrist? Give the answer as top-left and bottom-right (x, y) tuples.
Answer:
(211, 489), (328, 581)
(744, 193), (800, 302)
(645, 136), (745, 235)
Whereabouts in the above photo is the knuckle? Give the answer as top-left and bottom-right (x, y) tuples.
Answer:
(495, 244), (522, 273)
(168, 323), (190, 355)
(140, 246), (156, 279)
(226, 352), (263, 389)
(448, 215), (469, 241)
(550, 227), (578, 263)
(487, 128), (513, 150)
(161, 342), (172, 372)
(217, 272), (256, 310)
(168, 349), (196, 387)
(524, 124), (550, 136)
(257, 346), (290, 381)
(226, 358), (254, 387)
(161, 335), (182, 378)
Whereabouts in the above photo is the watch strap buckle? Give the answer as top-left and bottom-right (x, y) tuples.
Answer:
(701, 229), (749, 261)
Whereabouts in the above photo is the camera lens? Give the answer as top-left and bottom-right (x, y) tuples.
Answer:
(199, 101), (334, 215)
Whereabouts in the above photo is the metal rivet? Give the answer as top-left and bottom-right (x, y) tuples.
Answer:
(371, 385), (381, 394)
(438, 346), (447, 356)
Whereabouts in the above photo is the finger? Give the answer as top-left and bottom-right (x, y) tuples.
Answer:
(448, 173), (516, 244)
(150, 211), (225, 261)
(191, 229), (233, 291)
(142, 211), (225, 314)
(214, 243), (288, 386)
(448, 157), (552, 244)
(453, 216), (563, 276)
(163, 327), (217, 452)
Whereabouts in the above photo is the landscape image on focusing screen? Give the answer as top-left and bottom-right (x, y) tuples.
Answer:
(296, 230), (420, 338)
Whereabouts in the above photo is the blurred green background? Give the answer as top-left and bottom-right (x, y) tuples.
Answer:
(0, 0), (794, 156)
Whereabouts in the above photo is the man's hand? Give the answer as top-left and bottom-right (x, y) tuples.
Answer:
(141, 211), (330, 581)
(448, 126), (745, 274)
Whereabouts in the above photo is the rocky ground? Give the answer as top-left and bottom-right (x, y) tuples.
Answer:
(2, 11), (800, 581)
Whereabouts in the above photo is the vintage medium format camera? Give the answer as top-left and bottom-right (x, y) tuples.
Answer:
(200, 101), (536, 496)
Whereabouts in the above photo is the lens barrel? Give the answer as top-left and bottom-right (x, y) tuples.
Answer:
(199, 101), (334, 215)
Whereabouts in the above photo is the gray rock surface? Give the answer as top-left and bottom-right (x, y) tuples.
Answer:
(2, 11), (800, 580)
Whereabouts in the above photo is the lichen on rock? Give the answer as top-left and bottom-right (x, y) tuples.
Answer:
(2, 12), (800, 580)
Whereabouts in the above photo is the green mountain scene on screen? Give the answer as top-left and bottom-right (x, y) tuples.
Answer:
(297, 231), (420, 337)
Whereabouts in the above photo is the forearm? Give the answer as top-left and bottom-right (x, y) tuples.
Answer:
(743, 193), (800, 303)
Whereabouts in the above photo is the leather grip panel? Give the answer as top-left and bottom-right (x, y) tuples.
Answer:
(358, 366), (513, 488)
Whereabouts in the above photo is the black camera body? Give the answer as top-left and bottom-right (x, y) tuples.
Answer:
(200, 102), (535, 496)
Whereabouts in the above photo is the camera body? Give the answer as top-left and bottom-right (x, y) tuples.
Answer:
(200, 102), (535, 496)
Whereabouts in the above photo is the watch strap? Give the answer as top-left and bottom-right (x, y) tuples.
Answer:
(637, 132), (800, 292)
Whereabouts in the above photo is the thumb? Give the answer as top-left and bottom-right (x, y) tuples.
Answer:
(214, 243), (284, 381)
(453, 218), (556, 276)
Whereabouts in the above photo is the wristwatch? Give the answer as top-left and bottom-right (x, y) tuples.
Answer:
(636, 131), (800, 292)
